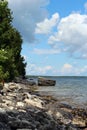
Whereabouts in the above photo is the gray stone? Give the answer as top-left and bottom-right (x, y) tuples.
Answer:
(0, 122), (10, 130)
(17, 129), (32, 130)
(38, 77), (56, 86)
(0, 82), (85, 130)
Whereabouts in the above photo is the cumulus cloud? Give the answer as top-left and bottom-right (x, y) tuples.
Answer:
(61, 63), (73, 74)
(30, 58), (84, 76)
(35, 13), (59, 34)
(33, 48), (60, 55)
(48, 13), (87, 59)
(60, 63), (87, 75)
(26, 63), (53, 75)
(26, 62), (87, 75)
(8, 0), (49, 43)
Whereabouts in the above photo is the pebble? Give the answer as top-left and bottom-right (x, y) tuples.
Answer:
(0, 82), (86, 130)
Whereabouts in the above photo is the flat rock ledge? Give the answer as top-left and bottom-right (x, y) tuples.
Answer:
(0, 82), (86, 130)
(38, 77), (56, 86)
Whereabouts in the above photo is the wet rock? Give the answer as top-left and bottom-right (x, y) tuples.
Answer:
(38, 77), (56, 86)
(72, 108), (87, 128)
(0, 82), (86, 130)
(47, 109), (72, 125)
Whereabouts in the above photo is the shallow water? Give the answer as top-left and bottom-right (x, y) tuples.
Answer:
(29, 76), (87, 108)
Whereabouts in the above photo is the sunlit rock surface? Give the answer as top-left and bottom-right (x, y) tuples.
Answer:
(0, 82), (86, 130)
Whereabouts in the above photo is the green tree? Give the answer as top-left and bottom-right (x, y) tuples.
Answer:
(0, 49), (10, 81)
(0, 0), (26, 81)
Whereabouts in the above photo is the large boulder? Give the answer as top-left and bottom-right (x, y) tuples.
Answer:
(14, 77), (36, 86)
(38, 77), (56, 86)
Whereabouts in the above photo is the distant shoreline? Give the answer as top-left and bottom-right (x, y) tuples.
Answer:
(26, 75), (87, 78)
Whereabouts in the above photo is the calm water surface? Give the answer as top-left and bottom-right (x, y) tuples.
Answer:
(29, 76), (87, 108)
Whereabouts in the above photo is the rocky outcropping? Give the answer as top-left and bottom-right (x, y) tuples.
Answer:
(38, 77), (56, 86)
(14, 77), (36, 86)
(0, 82), (86, 130)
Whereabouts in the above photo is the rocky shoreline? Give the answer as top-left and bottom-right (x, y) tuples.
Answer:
(0, 82), (86, 130)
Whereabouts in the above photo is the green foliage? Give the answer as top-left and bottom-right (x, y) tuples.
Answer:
(0, 0), (26, 81)
(0, 66), (9, 81)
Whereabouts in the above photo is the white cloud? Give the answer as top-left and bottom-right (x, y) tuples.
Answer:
(60, 63), (87, 75)
(8, 0), (49, 43)
(33, 48), (60, 55)
(26, 63), (53, 75)
(35, 13), (59, 34)
(26, 63), (87, 76)
(61, 63), (73, 74)
(48, 13), (87, 59)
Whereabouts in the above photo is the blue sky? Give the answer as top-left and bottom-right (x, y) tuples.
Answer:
(8, 0), (87, 76)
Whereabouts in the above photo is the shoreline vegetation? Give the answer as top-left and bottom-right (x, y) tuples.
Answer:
(0, 1), (87, 129)
(0, 79), (86, 130)
(0, 0), (26, 82)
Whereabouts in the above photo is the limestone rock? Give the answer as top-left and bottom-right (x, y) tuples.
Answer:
(16, 102), (25, 108)
(38, 77), (56, 86)
(14, 77), (36, 86)
(0, 82), (86, 130)
(24, 98), (43, 108)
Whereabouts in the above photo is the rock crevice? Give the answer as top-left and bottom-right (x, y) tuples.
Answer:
(0, 82), (86, 130)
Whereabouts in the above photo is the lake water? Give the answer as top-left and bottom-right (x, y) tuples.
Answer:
(28, 76), (87, 108)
